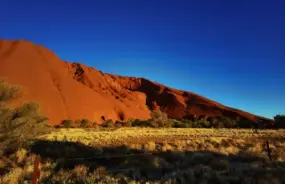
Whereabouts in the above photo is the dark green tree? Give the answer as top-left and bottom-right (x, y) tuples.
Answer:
(274, 114), (285, 128)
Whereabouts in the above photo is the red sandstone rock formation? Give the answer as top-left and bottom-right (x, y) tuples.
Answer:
(0, 39), (272, 125)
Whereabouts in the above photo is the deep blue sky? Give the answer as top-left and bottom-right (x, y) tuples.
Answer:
(1, 0), (284, 118)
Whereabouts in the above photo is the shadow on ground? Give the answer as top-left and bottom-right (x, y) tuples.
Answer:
(31, 140), (285, 183)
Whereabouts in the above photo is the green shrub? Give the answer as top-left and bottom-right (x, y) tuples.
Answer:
(150, 120), (161, 128)
(212, 121), (225, 128)
(219, 116), (236, 128)
(274, 114), (285, 128)
(150, 118), (170, 128)
(75, 119), (82, 126)
(131, 119), (140, 127)
(114, 121), (123, 128)
(149, 110), (170, 128)
(61, 119), (73, 128)
(124, 120), (132, 127)
(199, 118), (211, 128)
(163, 119), (174, 128)
(0, 80), (20, 103)
(151, 110), (168, 121)
(182, 119), (193, 128)
(185, 120), (201, 128)
(102, 119), (114, 128)
(173, 120), (189, 128)
(80, 119), (89, 128)
(127, 118), (135, 123)
(132, 119), (152, 127)
(0, 80), (51, 154)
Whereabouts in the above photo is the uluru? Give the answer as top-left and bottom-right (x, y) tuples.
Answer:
(0, 39), (272, 126)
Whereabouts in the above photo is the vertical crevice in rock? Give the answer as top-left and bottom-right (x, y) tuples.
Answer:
(35, 46), (70, 120)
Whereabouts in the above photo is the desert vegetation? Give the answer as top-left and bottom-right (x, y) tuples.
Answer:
(1, 80), (285, 184)
(274, 115), (285, 128)
(1, 128), (285, 183)
(0, 80), (51, 154)
(59, 109), (284, 130)
(0, 80), (51, 183)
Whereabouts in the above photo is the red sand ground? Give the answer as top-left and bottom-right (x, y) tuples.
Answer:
(0, 39), (272, 125)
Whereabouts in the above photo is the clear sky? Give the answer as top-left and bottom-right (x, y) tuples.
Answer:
(1, 0), (284, 118)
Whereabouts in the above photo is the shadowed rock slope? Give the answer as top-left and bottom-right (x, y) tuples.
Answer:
(0, 39), (272, 125)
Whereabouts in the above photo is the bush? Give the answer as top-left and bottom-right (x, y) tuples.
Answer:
(237, 119), (252, 128)
(124, 120), (132, 127)
(212, 121), (225, 128)
(102, 119), (114, 128)
(61, 119), (73, 128)
(219, 116), (236, 128)
(150, 120), (161, 128)
(181, 119), (203, 128)
(79, 119), (89, 128)
(75, 119), (82, 126)
(181, 119), (192, 128)
(163, 119), (174, 128)
(151, 110), (168, 121)
(127, 118), (135, 123)
(92, 122), (99, 129)
(132, 119), (152, 127)
(173, 119), (189, 128)
(274, 114), (285, 128)
(0, 80), (51, 154)
(198, 118), (211, 128)
(149, 110), (170, 128)
(114, 121), (123, 128)
(0, 80), (20, 103)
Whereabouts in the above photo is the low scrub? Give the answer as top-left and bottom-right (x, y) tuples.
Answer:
(61, 119), (73, 128)
(102, 119), (114, 128)
(59, 111), (284, 130)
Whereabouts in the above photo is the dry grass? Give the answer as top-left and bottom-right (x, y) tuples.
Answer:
(15, 148), (27, 164)
(1, 167), (23, 184)
(39, 128), (285, 146)
(38, 128), (285, 162)
(144, 141), (157, 152)
(1, 127), (285, 183)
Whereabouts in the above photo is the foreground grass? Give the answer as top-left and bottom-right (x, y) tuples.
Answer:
(1, 128), (285, 184)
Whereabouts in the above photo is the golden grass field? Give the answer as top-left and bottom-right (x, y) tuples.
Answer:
(2, 128), (285, 184)
(40, 128), (285, 144)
